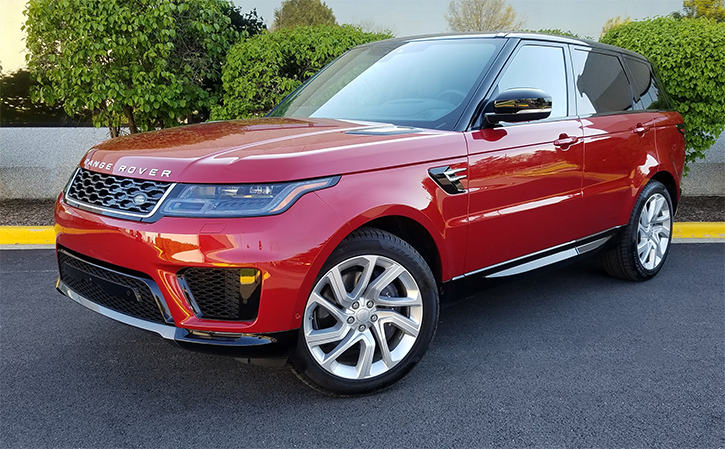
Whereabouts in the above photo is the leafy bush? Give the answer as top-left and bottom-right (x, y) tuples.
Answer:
(601, 17), (725, 165)
(211, 25), (392, 120)
(534, 29), (582, 39)
(1, 69), (91, 126)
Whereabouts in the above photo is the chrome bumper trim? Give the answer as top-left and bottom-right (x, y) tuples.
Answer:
(57, 279), (287, 351)
(57, 278), (177, 340)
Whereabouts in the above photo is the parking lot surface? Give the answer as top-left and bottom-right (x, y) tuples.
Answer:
(1, 245), (723, 448)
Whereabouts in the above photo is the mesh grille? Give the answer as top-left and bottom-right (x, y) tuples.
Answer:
(58, 251), (167, 324)
(180, 268), (259, 321)
(66, 168), (172, 216)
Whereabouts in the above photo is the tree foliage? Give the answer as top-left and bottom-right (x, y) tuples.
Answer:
(222, 4), (266, 36)
(601, 17), (725, 165)
(445, 0), (524, 32)
(24, 0), (241, 136)
(211, 25), (392, 120)
(272, 0), (336, 30)
(674, 0), (725, 21)
(600, 16), (631, 38)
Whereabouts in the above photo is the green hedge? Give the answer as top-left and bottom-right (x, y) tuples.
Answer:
(210, 25), (392, 120)
(601, 17), (725, 166)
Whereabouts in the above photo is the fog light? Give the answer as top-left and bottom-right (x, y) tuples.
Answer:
(240, 268), (260, 285)
(239, 268), (261, 301)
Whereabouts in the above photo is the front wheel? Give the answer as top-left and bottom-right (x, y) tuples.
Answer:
(603, 179), (673, 281)
(293, 228), (439, 395)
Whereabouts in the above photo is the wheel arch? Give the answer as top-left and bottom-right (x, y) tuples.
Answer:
(359, 215), (443, 287)
(292, 205), (451, 322)
(650, 170), (680, 213)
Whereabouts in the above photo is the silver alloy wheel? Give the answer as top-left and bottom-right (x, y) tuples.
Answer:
(303, 255), (423, 380)
(636, 192), (671, 270)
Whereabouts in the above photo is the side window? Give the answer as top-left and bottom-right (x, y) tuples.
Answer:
(495, 45), (568, 119)
(626, 57), (667, 111)
(572, 49), (633, 115)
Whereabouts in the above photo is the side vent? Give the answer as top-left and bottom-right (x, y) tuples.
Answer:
(429, 166), (467, 194)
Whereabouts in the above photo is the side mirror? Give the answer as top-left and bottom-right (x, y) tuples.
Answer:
(484, 88), (552, 125)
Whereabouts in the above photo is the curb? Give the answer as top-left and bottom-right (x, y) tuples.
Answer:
(1, 223), (724, 246)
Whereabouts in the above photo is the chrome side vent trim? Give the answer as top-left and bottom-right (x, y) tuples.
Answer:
(429, 166), (467, 194)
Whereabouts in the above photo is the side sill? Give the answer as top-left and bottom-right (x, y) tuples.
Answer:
(451, 227), (619, 281)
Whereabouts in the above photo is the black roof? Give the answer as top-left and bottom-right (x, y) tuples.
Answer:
(360, 32), (649, 63)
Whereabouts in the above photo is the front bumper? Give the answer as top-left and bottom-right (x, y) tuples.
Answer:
(57, 277), (296, 358)
(54, 190), (350, 354)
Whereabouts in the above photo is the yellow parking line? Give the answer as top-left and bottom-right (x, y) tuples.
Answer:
(0, 222), (723, 245)
(672, 222), (725, 239)
(0, 226), (56, 245)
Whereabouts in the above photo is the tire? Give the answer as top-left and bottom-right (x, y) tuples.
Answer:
(292, 227), (439, 395)
(603, 179), (673, 281)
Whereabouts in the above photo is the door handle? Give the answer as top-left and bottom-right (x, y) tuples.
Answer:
(633, 123), (650, 135)
(553, 134), (579, 150)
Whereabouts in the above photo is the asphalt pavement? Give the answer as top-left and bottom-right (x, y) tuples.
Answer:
(1, 245), (723, 448)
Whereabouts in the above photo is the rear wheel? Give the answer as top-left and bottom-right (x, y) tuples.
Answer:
(603, 179), (673, 281)
(293, 227), (438, 395)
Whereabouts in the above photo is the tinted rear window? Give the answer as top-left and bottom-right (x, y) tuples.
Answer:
(626, 57), (668, 111)
(572, 49), (633, 115)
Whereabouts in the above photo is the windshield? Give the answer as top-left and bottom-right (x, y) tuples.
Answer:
(269, 38), (503, 130)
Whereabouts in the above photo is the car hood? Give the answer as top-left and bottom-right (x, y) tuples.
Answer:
(80, 118), (465, 183)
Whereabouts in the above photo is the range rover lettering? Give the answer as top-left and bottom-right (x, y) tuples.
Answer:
(55, 34), (686, 395)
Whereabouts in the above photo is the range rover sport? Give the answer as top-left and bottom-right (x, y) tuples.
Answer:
(55, 33), (685, 395)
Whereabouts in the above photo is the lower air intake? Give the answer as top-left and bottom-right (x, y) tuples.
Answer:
(178, 268), (261, 321)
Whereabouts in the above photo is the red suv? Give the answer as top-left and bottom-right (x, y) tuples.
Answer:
(55, 33), (685, 395)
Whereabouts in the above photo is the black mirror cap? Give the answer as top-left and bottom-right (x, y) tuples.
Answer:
(484, 88), (552, 125)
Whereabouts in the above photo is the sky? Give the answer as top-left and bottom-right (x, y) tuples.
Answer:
(1, 0), (683, 74)
(240, 0), (683, 37)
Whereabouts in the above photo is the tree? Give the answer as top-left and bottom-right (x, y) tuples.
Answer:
(272, 0), (336, 30)
(674, 0), (725, 21)
(211, 25), (392, 120)
(24, 0), (241, 137)
(600, 16), (631, 38)
(445, 0), (524, 32)
(222, 5), (266, 36)
(601, 17), (725, 166)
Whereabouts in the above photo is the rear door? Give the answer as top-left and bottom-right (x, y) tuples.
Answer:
(572, 47), (658, 235)
(624, 56), (685, 185)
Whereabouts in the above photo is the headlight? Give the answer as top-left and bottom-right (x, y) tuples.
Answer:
(159, 176), (340, 217)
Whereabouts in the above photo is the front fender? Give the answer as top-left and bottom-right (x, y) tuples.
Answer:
(312, 161), (469, 283)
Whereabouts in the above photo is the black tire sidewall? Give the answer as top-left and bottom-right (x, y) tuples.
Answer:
(627, 181), (674, 279)
(293, 229), (439, 395)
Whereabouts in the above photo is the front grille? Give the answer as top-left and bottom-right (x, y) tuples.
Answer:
(179, 268), (260, 321)
(66, 168), (173, 217)
(58, 250), (168, 324)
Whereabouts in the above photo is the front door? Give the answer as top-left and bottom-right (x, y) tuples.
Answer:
(464, 43), (584, 273)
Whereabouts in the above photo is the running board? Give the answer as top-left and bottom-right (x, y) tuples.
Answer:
(452, 228), (618, 281)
